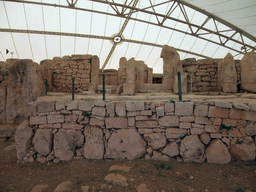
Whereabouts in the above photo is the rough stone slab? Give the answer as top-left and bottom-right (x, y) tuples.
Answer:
(136, 121), (158, 128)
(138, 128), (153, 135)
(38, 100), (55, 113)
(79, 101), (93, 111)
(159, 116), (179, 127)
(191, 128), (205, 135)
(229, 108), (241, 120)
(205, 125), (219, 133)
(230, 137), (255, 161)
(126, 101), (144, 111)
(67, 101), (79, 110)
(144, 133), (167, 150)
(106, 102), (115, 117)
(194, 105), (208, 117)
(210, 133), (222, 139)
(199, 133), (211, 145)
(192, 123), (204, 129)
(62, 123), (84, 130)
(175, 102), (193, 116)
(30, 116), (47, 125)
(215, 101), (232, 108)
(180, 116), (194, 122)
(212, 118), (222, 125)
(128, 117), (135, 127)
(136, 115), (156, 121)
(89, 118), (104, 127)
(245, 124), (256, 136)
(194, 117), (212, 125)
(179, 122), (191, 129)
(250, 104), (256, 112)
(164, 103), (174, 113)
(156, 107), (164, 117)
(162, 142), (179, 157)
(47, 115), (64, 124)
(33, 129), (52, 156)
(105, 117), (127, 128)
(123, 83), (135, 95)
(56, 100), (65, 111)
(222, 119), (246, 127)
(233, 103), (250, 111)
(140, 110), (152, 116)
(115, 102), (126, 117)
(208, 106), (229, 118)
(241, 110), (256, 121)
(104, 173), (128, 187)
(92, 107), (105, 117)
(166, 128), (187, 139)
(65, 115), (78, 122)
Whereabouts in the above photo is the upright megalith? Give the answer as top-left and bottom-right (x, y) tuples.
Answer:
(160, 45), (181, 91)
(123, 58), (136, 95)
(218, 53), (237, 93)
(6, 59), (45, 124)
(240, 51), (256, 93)
(135, 60), (145, 90)
(89, 55), (100, 92)
(39, 59), (53, 91)
(118, 57), (127, 85)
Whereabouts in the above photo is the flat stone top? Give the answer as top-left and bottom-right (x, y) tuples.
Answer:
(37, 92), (256, 105)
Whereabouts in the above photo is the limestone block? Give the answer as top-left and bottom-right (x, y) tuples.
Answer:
(140, 110), (152, 116)
(106, 129), (146, 159)
(156, 106), (164, 117)
(89, 118), (104, 127)
(194, 117), (212, 125)
(233, 103), (250, 111)
(135, 60), (145, 89)
(79, 101), (94, 111)
(136, 115), (157, 121)
(221, 128), (242, 138)
(123, 83), (135, 95)
(136, 121), (158, 128)
(240, 110), (256, 121)
(205, 125), (220, 133)
(166, 128), (187, 139)
(126, 101), (144, 111)
(162, 142), (179, 157)
(240, 52), (256, 93)
(159, 116), (179, 127)
(94, 100), (106, 107)
(199, 133), (211, 145)
(115, 102), (126, 117)
(56, 100), (65, 110)
(14, 120), (33, 160)
(54, 130), (84, 161)
(164, 103), (174, 113)
(250, 104), (256, 111)
(47, 115), (64, 124)
(210, 133), (222, 139)
(67, 101), (79, 110)
(105, 117), (127, 128)
(92, 107), (105, 117)
(175, 102), (193, 116)
(128, 117), (135, 127)
(33, 129), (52, 156)
(229, 108), (241, 120)
(179, 123), (191, 129)
(151, 151), (170, 161)
(89, 55), (99, 92)
(191, 128), (204, 135)
(194, 105), (208, 117)
(106, 102), (115, 117)
(180, 116), (194, 122)
(245, 124), (256, 136)
(38, 100), (55, 113)
(192, 123), (204, 129)
(65, 115), (78, 122)
(206, 139), (231, 164)
(230, 137), (255, 161)
(180, 135), (206, 163)
(215, 101), (232, 108)
(30, 116), (47, 125)
(208, 107), (229, 118)
(62, 123), (84, 130)
(83, 127), (104, 159)
(144, 133), (167, 149)
(138, 128), (153, 135)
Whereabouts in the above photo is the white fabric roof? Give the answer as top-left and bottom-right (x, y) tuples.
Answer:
(0, 0), (256, 73)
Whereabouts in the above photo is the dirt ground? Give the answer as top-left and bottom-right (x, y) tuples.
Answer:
(1, 139), (256, 192)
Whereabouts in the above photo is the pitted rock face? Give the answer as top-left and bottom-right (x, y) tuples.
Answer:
(106, 129), (146, 160)
(14, 120), (33, 160)
(33, 129), (52, 156)
(54, 130), (84, 161)
(180, 135), (206, 163)
(144, 133), (167, 150)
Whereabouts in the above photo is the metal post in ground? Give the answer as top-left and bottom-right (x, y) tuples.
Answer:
(178, 72), (182, 101)
(72, 77), (74, 101)
(103, 74), (105, 101)
(45, 79), (48, 96)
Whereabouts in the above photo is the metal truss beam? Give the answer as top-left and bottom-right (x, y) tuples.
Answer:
(0, 28), (209, 59)
(1, 0), (255, 57)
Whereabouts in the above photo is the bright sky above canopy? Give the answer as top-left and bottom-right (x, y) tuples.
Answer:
(0, 0), (256, 73)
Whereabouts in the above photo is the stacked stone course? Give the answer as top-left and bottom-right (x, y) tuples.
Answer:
(15, 99), (256, 164)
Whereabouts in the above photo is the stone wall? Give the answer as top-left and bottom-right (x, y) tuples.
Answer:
(41, 54), (99, 93)
(16, 99), (256, 164)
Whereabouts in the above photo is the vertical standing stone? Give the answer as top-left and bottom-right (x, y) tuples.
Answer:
(147, 68), (153, 84)
(218, 53), (237, 93)
(135, 60), (145, 90)
(123, 58), (136, 95)
(160, 45), (180, 91)
(89, 56), (99, 92)
(118, 57), (127, 85)
(240, 52), (256, 93)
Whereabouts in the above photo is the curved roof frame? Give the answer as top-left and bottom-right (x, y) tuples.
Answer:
(1, 0), (256, 68)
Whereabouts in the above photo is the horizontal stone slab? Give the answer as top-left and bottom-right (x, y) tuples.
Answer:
(166, 128), (188, 139)
(62, 123), (84, 130)
(30, 116), (47, 125)
(159, 116), (179, 127)
(105, 117), (127, 128)
(136, 121), (158, 128)
(47, 115), (64, 124)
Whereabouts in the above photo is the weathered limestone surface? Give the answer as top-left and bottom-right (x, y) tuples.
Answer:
(6, 60), (45, 124)
(33, 129), (52, 156)
(123, 58), (135, 95)
(39, 59), (53, 91)
(206, 139), (231, 164)
(180, 135), (206, 163)
(230, 137), (255, 161)
(240, 52), (256, 93)
(0, 84), (6, 123)
(14, 120), (33, 160)
(106, 129), (146, 159)
(83, 127), (104, 159)
(89, 55), (99, 92)
(218, 53), (237, 93)
(135, 60), (145, 90)
(54, 130), (84, 161)
(161, 45), (180, 91)
(144, 133), (167, 150)
(162, 142), (179, 157)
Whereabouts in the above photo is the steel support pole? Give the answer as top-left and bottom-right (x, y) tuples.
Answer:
(178, 72), (182, 101)
(103, 74), (105, 100)
(45, 79), (48, 96)
(72, 77), (74, 100)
